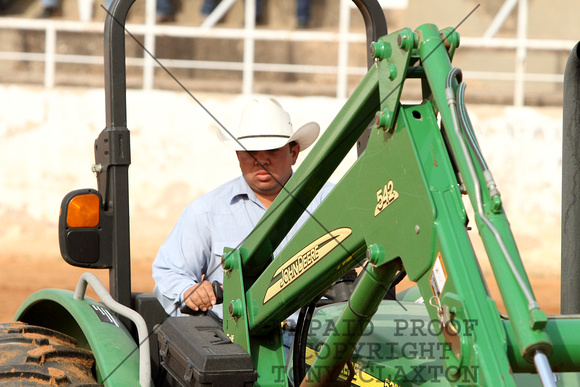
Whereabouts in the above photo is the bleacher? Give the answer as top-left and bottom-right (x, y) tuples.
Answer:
(0, 0), (577, 105)
(0, 0), (389, 98)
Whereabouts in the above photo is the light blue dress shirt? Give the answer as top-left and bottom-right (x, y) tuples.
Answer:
(153, 175), (334, 318)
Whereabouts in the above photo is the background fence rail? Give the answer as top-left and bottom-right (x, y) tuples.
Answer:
(0, 0), (577, 105)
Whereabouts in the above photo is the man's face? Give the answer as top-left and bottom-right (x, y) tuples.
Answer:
(236, 143), (300, 201)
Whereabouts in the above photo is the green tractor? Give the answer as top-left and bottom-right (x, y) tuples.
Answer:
(2, 0), (580, 385)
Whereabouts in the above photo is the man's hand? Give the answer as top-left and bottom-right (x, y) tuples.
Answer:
(183, 281), (216, 312)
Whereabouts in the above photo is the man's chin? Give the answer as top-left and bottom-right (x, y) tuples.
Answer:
(256, 184), (278, 193)
(253, 182), (283, 196)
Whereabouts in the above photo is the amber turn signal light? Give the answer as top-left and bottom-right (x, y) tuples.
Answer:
(66, 193), (100, 228)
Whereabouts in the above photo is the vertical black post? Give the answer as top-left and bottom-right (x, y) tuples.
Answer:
(561, 42), (580, 314)
(352, 0), (388, 156)
(94, 0), (136, 310)
(352, 0), (388, 69)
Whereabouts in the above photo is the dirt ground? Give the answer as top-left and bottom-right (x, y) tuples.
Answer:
(0, 252), (158, 323)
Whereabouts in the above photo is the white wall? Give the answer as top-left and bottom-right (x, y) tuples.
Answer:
(0, 85), (563, 274)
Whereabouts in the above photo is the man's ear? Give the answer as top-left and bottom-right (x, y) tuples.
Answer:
(290, 143), (300, 164)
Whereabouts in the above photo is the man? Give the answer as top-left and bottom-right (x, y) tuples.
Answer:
(153, 98), (334, 318)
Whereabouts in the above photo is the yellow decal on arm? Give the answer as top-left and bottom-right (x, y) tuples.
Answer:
(263, 227), (352, 304)
(374, 180), (399, 217)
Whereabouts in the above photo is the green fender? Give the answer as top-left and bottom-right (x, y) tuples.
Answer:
(15, 288), (142, 386)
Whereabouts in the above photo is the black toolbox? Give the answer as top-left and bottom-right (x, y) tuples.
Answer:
(157, 315), (257, 386)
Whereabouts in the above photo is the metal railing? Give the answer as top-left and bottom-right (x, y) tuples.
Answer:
(0, 0), (577, 105)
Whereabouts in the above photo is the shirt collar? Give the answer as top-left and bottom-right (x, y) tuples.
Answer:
(229, 171), (294, 209)
(230, 175), (265, 209)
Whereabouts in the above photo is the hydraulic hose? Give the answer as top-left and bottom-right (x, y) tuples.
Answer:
(293, 305), (307, 385)
(456, 82), (501, 199)
(445, 67), (538, 311)
(445, 68), (555, 387)
(293, 296), (321, 386)
(457, 83), (488, 171)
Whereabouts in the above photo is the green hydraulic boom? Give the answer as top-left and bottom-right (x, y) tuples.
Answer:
(220, 23), (574, 387)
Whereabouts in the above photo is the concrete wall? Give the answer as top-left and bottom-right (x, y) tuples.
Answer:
(0, 85), (563, 274)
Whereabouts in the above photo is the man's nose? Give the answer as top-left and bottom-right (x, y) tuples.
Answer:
(254, 151), (270, 165)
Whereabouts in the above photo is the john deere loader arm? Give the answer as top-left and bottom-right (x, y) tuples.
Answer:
(219, 21), (576, 387)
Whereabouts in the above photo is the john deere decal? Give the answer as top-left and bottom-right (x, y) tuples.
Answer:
(263, 227), (352, 304)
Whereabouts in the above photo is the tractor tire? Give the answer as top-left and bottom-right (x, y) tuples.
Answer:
(0, 322), (101, 386)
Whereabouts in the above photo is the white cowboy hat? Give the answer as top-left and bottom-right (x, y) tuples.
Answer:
(217, 98), (320, 152)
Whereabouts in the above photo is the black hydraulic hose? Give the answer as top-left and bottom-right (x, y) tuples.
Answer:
(299, 301), (317, 382)
(293, 305), (307, 385)
(391, 270), (407, 288)
(293, 296), (321, 386)
(291, 267), (405, 385)
(441, 67), (467, 192)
